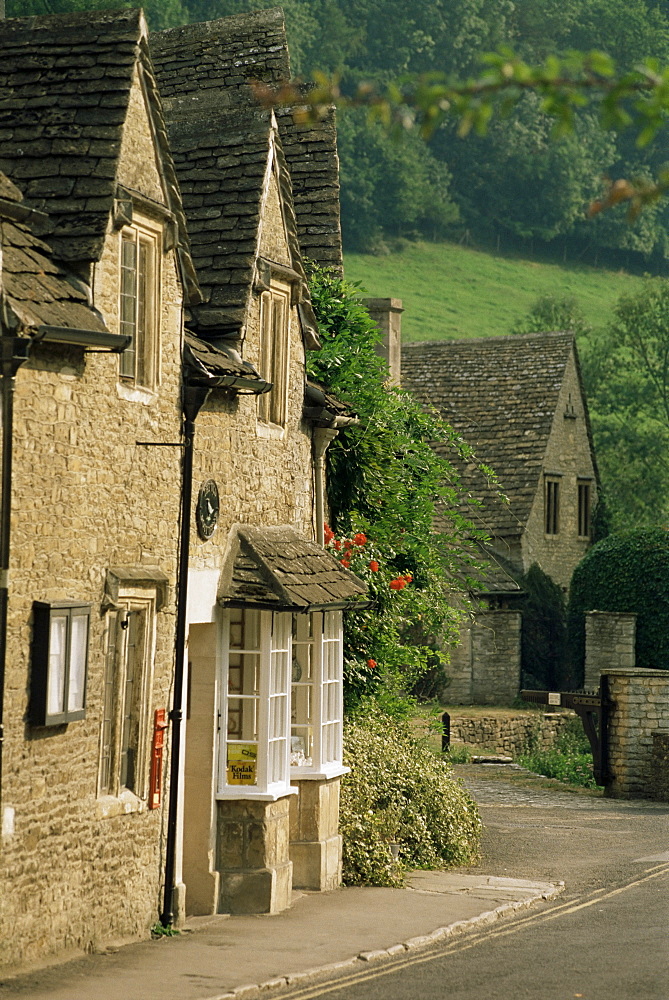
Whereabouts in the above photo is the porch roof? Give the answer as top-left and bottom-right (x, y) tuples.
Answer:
(218, 525), (370, 612)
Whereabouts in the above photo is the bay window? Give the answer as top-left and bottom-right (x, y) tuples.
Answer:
(219, 608), (293, 799)
(218, 608), (347, 798)
(291, 611), (346, 779)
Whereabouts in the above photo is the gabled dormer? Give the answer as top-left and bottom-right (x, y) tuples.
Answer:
(0, 8), (200, 396)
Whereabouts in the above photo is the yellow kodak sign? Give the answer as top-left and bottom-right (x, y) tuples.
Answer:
(227, 743), (258, 785)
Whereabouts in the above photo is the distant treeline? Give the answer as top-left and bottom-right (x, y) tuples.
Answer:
(10, 0), (669, 265)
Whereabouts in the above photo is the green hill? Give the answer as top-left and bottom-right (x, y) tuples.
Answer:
(343, 241), (646, 341)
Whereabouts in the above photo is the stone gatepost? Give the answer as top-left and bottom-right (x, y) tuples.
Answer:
(584, 611), (636, 689)
(363, 297), (403, 386)
(289, 777), (342, 891)
(216, 798), (293, 914)
(471, 610), (522, 705)
(604, 668), (669, 799)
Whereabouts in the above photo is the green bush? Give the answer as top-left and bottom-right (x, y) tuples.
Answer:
(517, 719), (600, 788)
(567, 528), (669, 680)
(518, 563), (567, 690)
(340, 715), (482, 886)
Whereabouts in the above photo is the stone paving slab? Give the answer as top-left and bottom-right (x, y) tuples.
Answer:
(0, 872), (562, 1000)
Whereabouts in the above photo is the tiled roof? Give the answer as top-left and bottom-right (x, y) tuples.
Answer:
(219, 525), (369, 611)
(184, 330), (269, 392)
(304, 378), (355, 425)
(401, 333), (575, 536)
(0, 170), (108, 335)
(468, 543), (523, 596)
(0, 9), (199, 302)
(150, 8), (343, 272)
(163, 106), (284, 335)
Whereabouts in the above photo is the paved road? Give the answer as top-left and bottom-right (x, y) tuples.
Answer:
(267, 765), (669, 1000)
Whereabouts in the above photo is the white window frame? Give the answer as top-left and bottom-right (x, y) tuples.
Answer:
(98, 593), (156, 804)
(291, 611), (348, 781)
(118, 212), (162, 390)
(257, 280), (291, 427)
(217, 608), (295, 801)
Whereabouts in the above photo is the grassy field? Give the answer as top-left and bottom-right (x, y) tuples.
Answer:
(344, 240), (646, 341)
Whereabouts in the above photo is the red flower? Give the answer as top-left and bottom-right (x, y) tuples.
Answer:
(334, 539), (341, 551)
(324, 523), (334, 544)
(344, 540), (353, 550)
(369, 560), (379, 572)
(353, 533), (367, 546)
(341, 557), (351, 568)
(389, 578), (407, 591)
(366, 659), (377, 669)
(403, 573), (413, 583)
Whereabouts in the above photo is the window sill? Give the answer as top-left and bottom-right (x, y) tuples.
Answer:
(290, 764), (350, 781)
(117, 381), (158, 405)
(256, 421), (286, 441)
(216, 785), (299, 802)
(96, 789), (147, 820)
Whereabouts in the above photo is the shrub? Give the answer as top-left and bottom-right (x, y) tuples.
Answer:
(517, 718), (600, 788)
(340, 715), (482, 886)
(518, 563), (567, 690)
(567, 528), (669, 680)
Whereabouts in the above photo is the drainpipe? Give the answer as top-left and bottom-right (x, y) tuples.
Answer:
(160, 382), (209, 928)
(312, 426), (338, 546)
(0, 334), (32, 815)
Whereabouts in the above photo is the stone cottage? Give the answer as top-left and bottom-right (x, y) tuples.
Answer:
(402, 332), (599, 703)
(0, 7), (202, 969)
(0, 3), (366, 971)
(150, 9), (365, 919)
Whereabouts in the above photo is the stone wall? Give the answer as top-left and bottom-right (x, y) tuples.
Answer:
(447, 610), (521, 705)
(584, 611), (636, 689)
(604, 668), (669, 799)
(648, 731), (669, 802)
(449, 712), (575, 757)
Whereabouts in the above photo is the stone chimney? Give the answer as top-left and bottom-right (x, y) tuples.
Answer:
(363, 298), (403, 386)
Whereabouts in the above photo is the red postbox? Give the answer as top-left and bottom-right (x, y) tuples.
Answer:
(149, 708), (168, 809)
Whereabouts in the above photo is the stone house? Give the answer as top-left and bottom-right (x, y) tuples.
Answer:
(402, 332), (599, 703)
(150, 10), (364, 919)
(0, 5), (365, 970)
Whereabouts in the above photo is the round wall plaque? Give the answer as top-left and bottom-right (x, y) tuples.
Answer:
(196, 479), (219, 540)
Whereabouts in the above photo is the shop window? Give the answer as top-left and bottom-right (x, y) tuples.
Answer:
(118, 215), (161, 389)
(578, 480), (592, 538)
(30, 602), (91, 726)
(291, 611), (346, 778)
(258, 282), (290, 426)
(544, 477), (560, 536)
(99, 598), (155, 798)
(219, 608), (292, 799)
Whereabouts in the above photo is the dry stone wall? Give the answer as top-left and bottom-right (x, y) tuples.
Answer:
(449, 712), (575, 757)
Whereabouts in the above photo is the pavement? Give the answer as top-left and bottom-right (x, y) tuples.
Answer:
(0, 869), (562, 1000)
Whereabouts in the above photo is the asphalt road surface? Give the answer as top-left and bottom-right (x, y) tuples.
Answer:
(270, 765), (669, 1000)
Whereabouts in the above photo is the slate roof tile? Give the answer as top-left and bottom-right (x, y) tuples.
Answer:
(0, 169), (108, 336)
(0, 9), (200, 305)
(151, 8), (342, 273)
(219, 525), (369, 611)
(401, 333), (576, 537)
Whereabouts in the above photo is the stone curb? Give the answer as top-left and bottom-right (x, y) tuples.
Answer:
(201, 882), (565, 1000)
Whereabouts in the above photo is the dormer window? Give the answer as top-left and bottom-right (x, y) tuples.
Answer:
(118, 215), (161, 389)
(258, 280), (291, 426)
